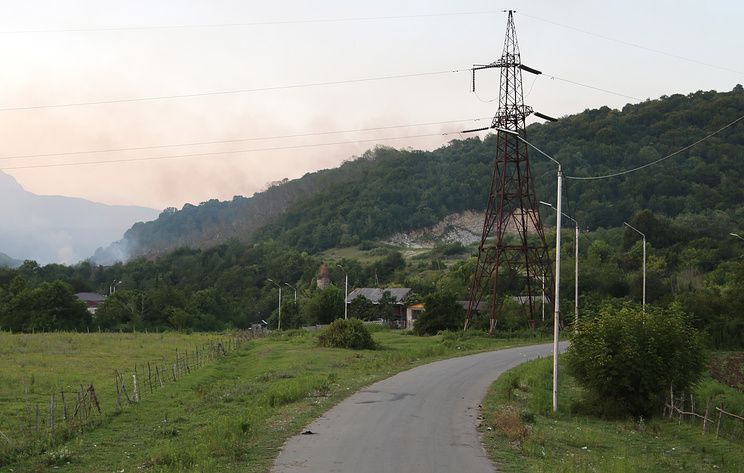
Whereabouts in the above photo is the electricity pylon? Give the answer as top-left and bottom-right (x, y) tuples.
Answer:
(464, 10), (555, 333)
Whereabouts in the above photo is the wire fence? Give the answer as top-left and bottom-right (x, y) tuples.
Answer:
(664, 385), (744, 446)
(0, 328), (265, 462)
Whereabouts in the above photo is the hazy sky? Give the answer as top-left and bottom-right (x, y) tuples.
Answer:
(0, 1), (742, 210)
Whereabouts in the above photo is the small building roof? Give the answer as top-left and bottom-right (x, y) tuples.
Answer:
(75, 292), (107, 303)
(346, 288), (413, 305)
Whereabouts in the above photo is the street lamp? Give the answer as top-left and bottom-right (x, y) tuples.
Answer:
(495, 126), (562, 412)
(624, 222), (646, 312)
(337, 264), (348, 319)
(285, 282), (297, 301)
(109, 279), (123, 295)
(731, 233), (744, 242)
(267, 278), (282, 330)
(540, 201), (580, 332)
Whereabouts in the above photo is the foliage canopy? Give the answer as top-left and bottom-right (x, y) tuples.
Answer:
(565, 303), (707, 417)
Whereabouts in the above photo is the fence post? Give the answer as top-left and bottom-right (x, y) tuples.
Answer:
(703, 397), (712, 435)
(679, 390), (685, 425)
(115, 371), (122, 410)
(690, 394), (696, 429)
(669, 383), (674, 421)
(60, 381), (67, 421)
(716, 403), (724, 440)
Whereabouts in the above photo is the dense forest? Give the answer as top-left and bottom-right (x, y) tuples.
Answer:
(104, 86), (744, 259)
(1, 86), (743, 348)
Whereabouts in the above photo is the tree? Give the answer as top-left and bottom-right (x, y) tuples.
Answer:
(376, 290), (397, 321)
(565, 302), (707, 418)
(303, 286), (344, 325)
(413, 291), (464, 335)
(348, 295), (375, 320)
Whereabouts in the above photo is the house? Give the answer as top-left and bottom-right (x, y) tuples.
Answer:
(406, 300), (485, 331)
(75, 292), (107, 313)
(405, 302), (424, 330)
(345, 287), (413, 327)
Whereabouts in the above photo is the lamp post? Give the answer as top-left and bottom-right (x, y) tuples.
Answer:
(267, 278), (282, 330)
(337, 264), (348, 319)
(540, 201), (580, 331)
(494, 126), (561, 412)
(109, 279), (123, 295)
(731, 233), (744, 242)
(285, 282), (297, 301)
(624, 222), (646, 312)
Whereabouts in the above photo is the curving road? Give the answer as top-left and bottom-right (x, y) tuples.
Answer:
(271, 342), (568, 473)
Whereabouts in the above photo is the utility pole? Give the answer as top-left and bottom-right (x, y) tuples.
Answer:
(464, 11), (555, 333)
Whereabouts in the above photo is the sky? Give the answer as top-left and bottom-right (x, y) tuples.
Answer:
(0, 0), (742, 211)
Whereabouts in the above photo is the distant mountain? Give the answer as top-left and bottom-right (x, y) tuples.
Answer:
(103, 86), (744, 260)
(0, 251), (21, 268)
(0, 170), (160, 266)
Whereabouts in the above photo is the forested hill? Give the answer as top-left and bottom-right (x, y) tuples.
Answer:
(99, 85), (744, 262)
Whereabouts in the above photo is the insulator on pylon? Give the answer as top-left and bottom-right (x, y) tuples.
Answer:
(519, 64), (542, 75)
(534, 111), (558, 122)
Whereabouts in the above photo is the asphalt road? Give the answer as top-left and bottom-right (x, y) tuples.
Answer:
(271, 342), (568, 473)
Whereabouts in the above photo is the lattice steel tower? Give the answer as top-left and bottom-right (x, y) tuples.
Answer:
(464, 11), (554, 333)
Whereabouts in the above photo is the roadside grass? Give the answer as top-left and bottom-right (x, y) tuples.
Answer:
(481, 356), (744, 472)
(0, 328), (536, 472)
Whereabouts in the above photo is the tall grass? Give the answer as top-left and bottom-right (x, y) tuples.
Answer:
(0, 328), (533, 472)
(481, 356), (744, 472)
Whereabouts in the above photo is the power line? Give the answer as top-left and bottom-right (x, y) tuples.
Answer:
(517, 12), (744, 77)
(0, 118), (489, 162)
(0, 130), (463, 171)
(543, 75), (642, 102)
(0, 10), (504, 34)
(0, 70), (468, 112)
(565, 115), (744, 180)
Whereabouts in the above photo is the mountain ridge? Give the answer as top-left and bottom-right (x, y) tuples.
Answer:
(0, 171), (160, 266)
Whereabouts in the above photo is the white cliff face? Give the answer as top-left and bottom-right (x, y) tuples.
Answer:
(385, 210), (485, 248)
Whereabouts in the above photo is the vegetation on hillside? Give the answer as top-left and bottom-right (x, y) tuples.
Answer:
(0, 87), (743, 349)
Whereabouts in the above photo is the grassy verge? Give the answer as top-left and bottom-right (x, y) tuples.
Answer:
(0, 328), (540, 472)
(480, 356), (744, 472)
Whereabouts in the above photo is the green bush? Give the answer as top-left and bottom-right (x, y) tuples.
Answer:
(413, 291), (464, 336)
(565, 302), (707, 418)
(316, 318), (377, 350)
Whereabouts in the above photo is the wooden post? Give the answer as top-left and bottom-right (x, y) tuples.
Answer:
(81, 385), (88, 419)
(691, 394), (696, 429)
(716, 403), (724, 440)
(703, 396), (712, 435)
(89, 384), (101, 414)
(162, 356), (168, 385)
(115, 371), (122, 409)
(155, 365), (163, 388)
(669, 383), (674, 421)
(60, 381), (67, 421)
(133, 374), (138, 402)
(730, 409), (744, 446)
(679, 390), (685, 425)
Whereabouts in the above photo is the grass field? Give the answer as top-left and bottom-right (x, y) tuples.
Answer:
(480, 356), (744, 472)
(4, 328), (741, 472)
(0, 328), (535, 472)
